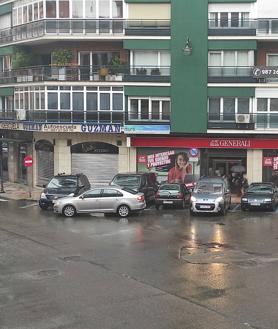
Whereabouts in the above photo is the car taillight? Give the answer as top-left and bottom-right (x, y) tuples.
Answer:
(177, 192), (184, 199)
(155, 192), (160, 198)
(137, 195), (145, 202)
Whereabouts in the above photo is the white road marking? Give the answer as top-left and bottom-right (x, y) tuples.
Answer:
(19, 203), (38, 209)
(0, 198), (8, 202)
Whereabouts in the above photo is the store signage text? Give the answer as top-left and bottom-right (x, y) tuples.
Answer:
(209, 139), (251, 148)
(253, 67), (278, 78)
(81, 124), (121, 133)
(0, 121), (20, 130)
(263, 157), (273, 167)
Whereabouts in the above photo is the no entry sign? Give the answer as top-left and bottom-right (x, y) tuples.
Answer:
(23, 155), (33, 167)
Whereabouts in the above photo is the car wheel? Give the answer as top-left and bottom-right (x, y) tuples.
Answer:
(117, 205), (130, 218)
(62, 205), (76, 217)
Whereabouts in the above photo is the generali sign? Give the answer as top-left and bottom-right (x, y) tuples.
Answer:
(131, 137), (278, 149)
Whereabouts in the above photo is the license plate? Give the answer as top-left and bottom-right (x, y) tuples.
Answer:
(200, 205), (211, 209)
(163, 201), (173, 204)
(250, 202), (260, 206)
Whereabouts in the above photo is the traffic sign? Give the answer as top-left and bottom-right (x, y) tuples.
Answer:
(23, 155), (33, 167)
(189, 148), (199, 157)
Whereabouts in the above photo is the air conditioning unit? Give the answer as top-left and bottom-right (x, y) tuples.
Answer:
(16, 109), (26, 121)
(235, 114), (250, 124)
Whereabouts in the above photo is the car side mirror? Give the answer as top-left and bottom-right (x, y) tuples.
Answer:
(42, 184), (46, 188)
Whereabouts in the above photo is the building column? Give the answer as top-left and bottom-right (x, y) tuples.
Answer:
(247, 149), (263, 184)
(26, 143), (33, 187)
(54, 139), (71, 175)
(118, 146), (137, 172)
(8, 142), (18, 183)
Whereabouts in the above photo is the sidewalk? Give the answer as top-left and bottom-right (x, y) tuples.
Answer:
(0, 182), (42, 201)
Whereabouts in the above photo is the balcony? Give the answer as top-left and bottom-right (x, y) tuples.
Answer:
(0, 65), (170, 84)
(208, 113), (278, 130)
(0, 109), (125, 124)
(208, 66), (256, 83)
(0, 19), (170, 46)
(208, 18), (278, 36)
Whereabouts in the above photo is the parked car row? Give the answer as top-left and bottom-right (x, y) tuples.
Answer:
(39, 172), (278, 218)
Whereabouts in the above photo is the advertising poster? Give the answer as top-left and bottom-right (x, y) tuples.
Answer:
(137, 148), (200, 184)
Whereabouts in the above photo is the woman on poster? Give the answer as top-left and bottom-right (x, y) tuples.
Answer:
(167, 152), (192, 183)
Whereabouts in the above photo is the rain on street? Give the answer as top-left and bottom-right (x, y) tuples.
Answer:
(0, 200), (278, 329)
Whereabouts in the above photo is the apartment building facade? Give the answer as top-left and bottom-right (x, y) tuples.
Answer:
(0, 0), (278, 187)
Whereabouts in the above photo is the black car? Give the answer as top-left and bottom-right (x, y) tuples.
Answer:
(110, 172), (159, 204)
(155, 183), (191, 209)
(39, 173), (91, 210)
(241, 182), (278, 211)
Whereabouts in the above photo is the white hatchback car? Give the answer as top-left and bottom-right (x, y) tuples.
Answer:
(53, 186), (146, 217)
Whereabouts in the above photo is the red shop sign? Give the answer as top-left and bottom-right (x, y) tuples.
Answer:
(263, 157), (273, 167)
(273, 157), (278, 170)
(137, 154), (147, 164)
(131, 137), (278, 149)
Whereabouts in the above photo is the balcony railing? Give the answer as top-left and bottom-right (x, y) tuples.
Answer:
(208, 18), (278, 36)
(0, 19), (170, 45)
(0, 65), (171, 84)
(0, 109), (125, 124)
(208, 113), (278, 130)
(208, 66), (255, 83)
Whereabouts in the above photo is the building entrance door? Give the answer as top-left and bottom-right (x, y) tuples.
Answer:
(212, 159), (242, 177)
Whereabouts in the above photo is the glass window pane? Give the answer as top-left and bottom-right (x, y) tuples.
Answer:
(257, 98), (267, 111)
(112, 0), (123, 18)
(60, 93), (70, 109)
(72, 0), (83, 18)
(59, 0), (69, 18)
(39, 2), (44, 19)
(46, 0), (56, 18)
(73, 92), (84, 110)
(238, 98), (249, 114)
(130, 99), (138, 119)
(209, 52), (221, 66)
(28, 4), (32, 22)
(86, 93), (98, 110)
(34, 3), (38, 20)
(220, 12), (228, 27)
(209, 98), (220, 120)
(100, 93), (110, 110)
(141, 100), (149, 120)
(237, 51), (249, 66)
(134, 51), (158, 66)
(223, 51), (236, 66)
(99, 0), (109, 18)
(160, 51), (171, 66)
(151, 100), (159, 120)
(268, 55), (278, 66)
(48, 92), (58, 109)
(223, 98), (235, 120)
(85, 0), (96, 18)
(270, 98), (278, 111)
(231, 12), (239, 27)
(162, 101), (170, 120)
(112, 93), (123, 111)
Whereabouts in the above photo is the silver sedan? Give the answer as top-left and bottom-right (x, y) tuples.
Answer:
(53, 186), (146, 217)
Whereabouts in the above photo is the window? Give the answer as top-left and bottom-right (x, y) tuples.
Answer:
(257, 98), (267, 112)
(209, 11), (250, 28)
(208, 97), (251, 121)
(113, 94), (123, 111)
(87, 93), (98, 111)
(128, 98), (170, 121)
(208, 98), (220, 120)
(48, 93), (58, 109)
(99, 0), (109, 18)
(220, 12), (228, 27)
(85, 0), (96, 18)
(112, 0), (123, 18)
(46, 0), (56, 18)
(73, 92), (83, 111)
(132, 50), (171, 75)
(84, 189), (102, 198)
(270, 99), (278, 111)
(59, 0), (69, 18)
(60, 93), (70, 109)
(102, 189), (123, 197)
(100, 94), (110, 111)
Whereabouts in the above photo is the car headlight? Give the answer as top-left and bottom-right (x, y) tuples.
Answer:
(241, 198), (248, 202)
(191, 196), (197, 202)
(215, 196), (224, 203)
(264, 198), (272, 202)
(40, 192), (47, 199)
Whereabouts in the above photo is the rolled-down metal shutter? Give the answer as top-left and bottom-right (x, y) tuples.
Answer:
(37, 150), (54, 186)
(71, 153), (118, 185)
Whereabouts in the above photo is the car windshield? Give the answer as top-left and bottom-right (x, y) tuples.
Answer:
(247, 185), (272, 194)
(47, 177), (77, 189)
(159, 184), (179, 191)
(195, 182), (223, 194)
(112, 175), (140, 186)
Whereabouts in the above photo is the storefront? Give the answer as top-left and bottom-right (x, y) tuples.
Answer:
(130, 136), (278, 187)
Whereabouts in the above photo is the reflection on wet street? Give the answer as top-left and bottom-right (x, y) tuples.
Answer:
(0, 201), (278, 329)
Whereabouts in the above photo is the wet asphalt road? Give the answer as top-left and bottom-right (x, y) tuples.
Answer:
(0, 201), (278, 329)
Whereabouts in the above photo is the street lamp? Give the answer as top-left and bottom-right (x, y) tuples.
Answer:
(183, 37), (192, 56)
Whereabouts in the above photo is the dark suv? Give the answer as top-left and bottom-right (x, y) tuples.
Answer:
(110, 172), (159, 204)
(39, 173), (91, 210)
